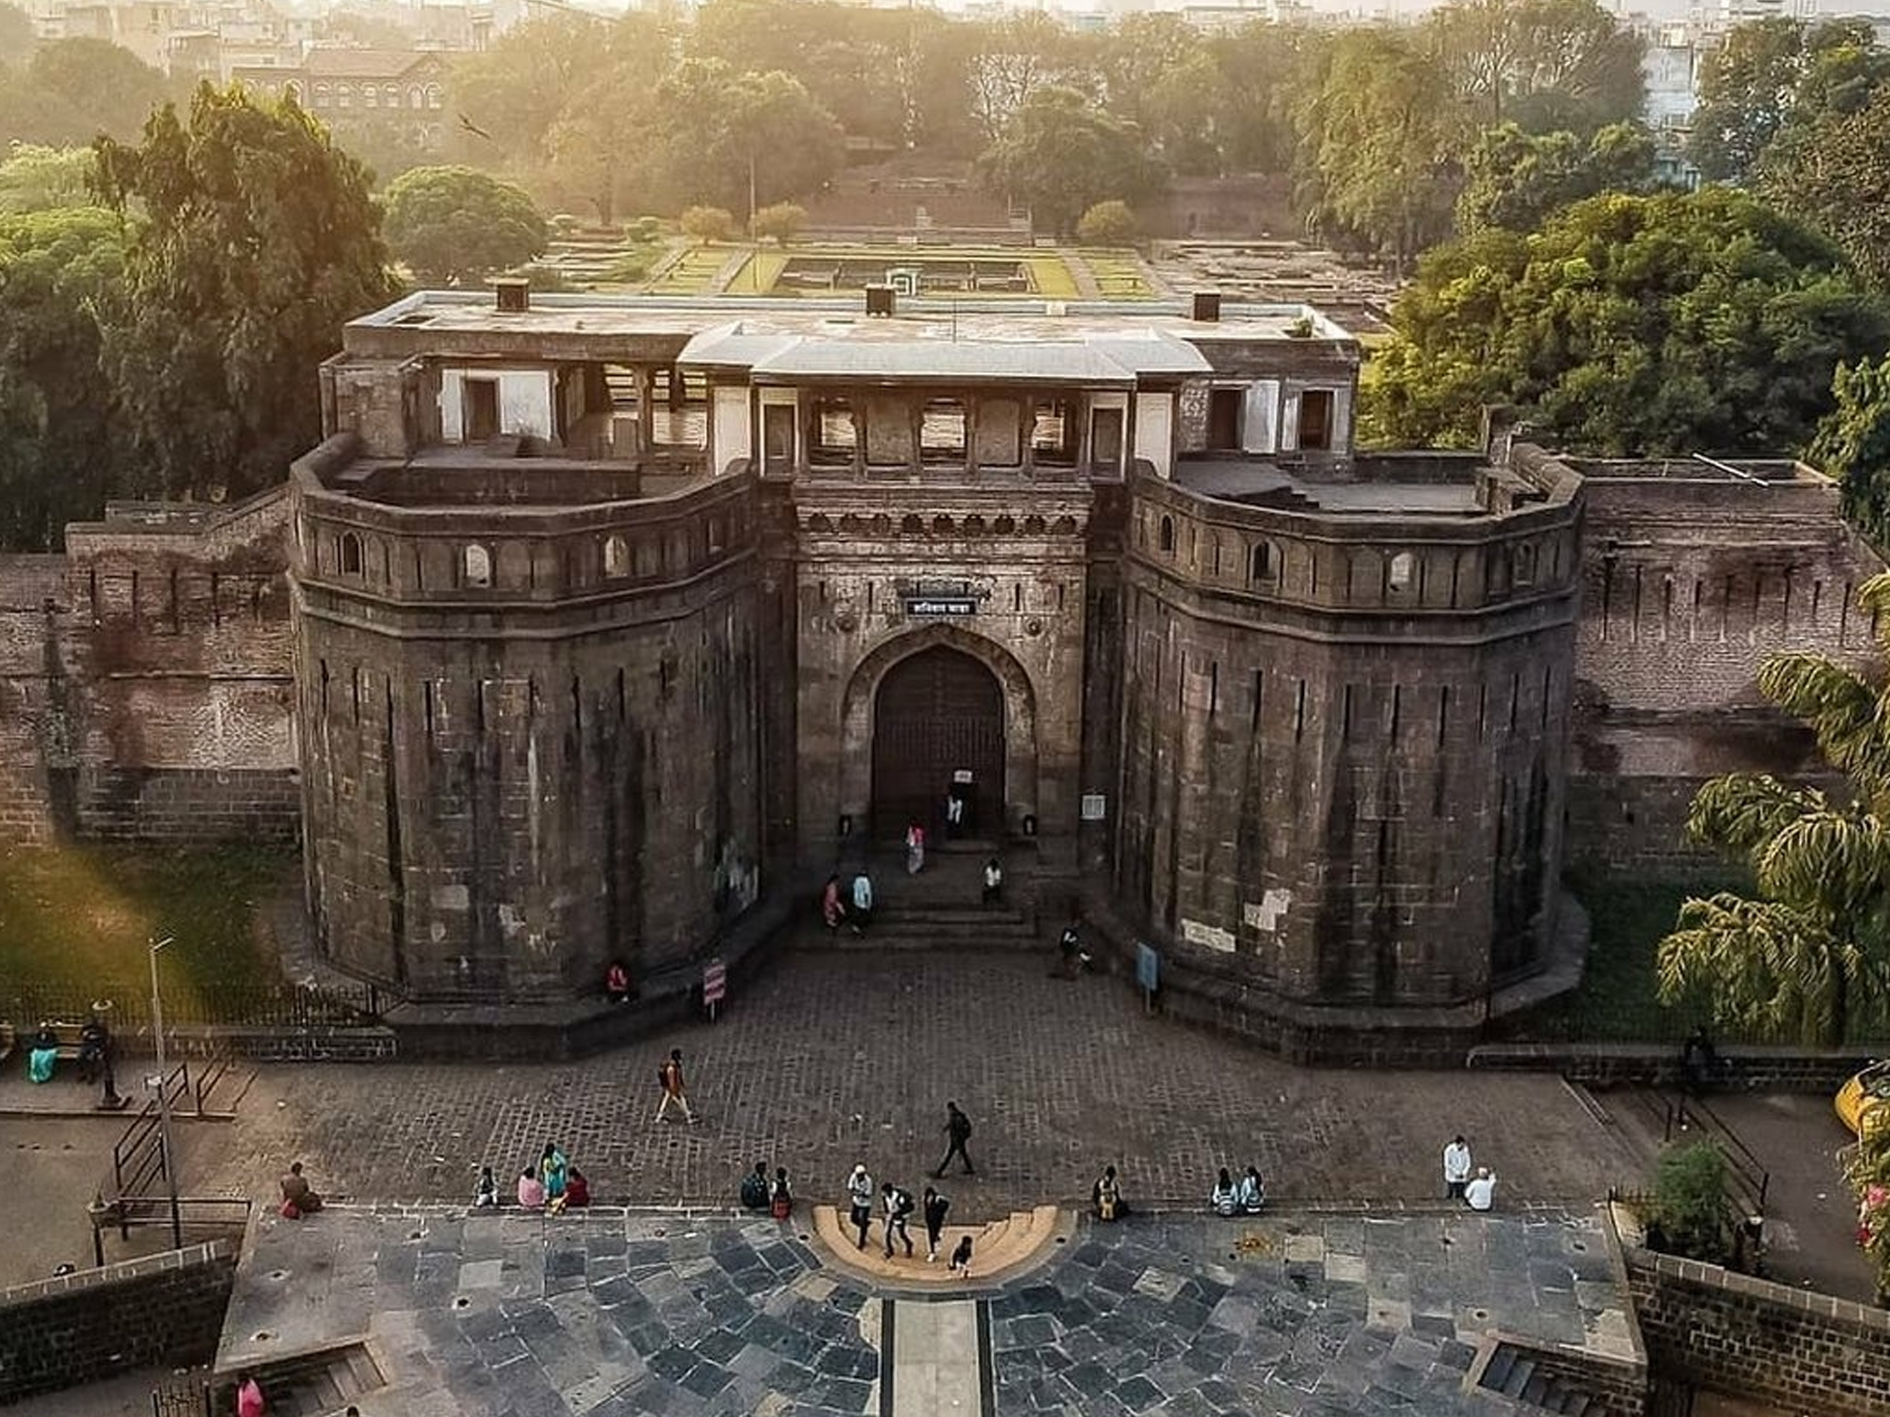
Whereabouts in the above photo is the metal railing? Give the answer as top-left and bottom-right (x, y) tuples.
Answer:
(4, 979), (383, 1034)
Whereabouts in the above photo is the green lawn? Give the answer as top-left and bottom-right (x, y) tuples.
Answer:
(0, 843), (294, 1011)
(1561, 874), (1729, 1042)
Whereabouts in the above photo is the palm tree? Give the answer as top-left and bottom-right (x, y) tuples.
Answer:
(1656, 574), (1890, 1046)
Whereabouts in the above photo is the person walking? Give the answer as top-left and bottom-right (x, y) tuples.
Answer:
(935, 1101), (975, 1177)
(922, 1186), (950, 1262)
(906, 822), (926, 875)
(981, 857), (1003, 908)
(882, 1181), (916, 1258)
(1057, 917), (1092, 978)
(850, 869), (874, 935)
(846, 1163), (875, 1250)
(655, 1048), (697, 1124)
(822, 873), (845, 932)
(1443, 1135), (1473, 1202)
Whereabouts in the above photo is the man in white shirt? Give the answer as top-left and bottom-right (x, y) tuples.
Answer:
(1465, 1167), (1496, 1212)
(1443, 1136), (1473, 1201)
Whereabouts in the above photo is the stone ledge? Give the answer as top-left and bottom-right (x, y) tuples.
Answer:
(809, 1203), (1069, 1291)
(1627, 1247), (1890, 1332)
(0, 1240), (230, 1307)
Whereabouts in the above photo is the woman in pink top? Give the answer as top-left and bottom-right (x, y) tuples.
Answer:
(517, 1165), (546, 1209)
(235, 1373), (266, 1417)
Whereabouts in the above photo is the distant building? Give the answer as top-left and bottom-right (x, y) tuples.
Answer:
(232, 48), (454, 158)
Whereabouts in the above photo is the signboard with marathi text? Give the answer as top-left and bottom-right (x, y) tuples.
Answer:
(905, 596), (977, 617)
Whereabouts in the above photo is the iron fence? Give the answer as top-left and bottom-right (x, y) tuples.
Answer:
(3, 979), (383, 1034)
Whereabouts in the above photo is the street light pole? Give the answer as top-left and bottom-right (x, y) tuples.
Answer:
(149, 936), (181, 1249)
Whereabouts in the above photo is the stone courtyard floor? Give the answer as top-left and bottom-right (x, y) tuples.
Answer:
(214, 1203), (1636, 1417)
(199, 947), (1642, 1219)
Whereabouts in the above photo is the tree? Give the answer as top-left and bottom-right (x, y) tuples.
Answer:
(1689, 18), (1890, 183)
(979, 86), (1159, 239)
(0, 206), (130, 550)
(451, 13), (620, 170)
(1650, 1143), (1731, 1262)
(655, 61), (845, 217)
(0, 145), (96, 214)
(1076, 199), (1138, 245)
(1294, 28), (1469, 271)
(750, 201), (805, 243)
(1809, 355), (1890, 549)
(1456, 120), (1655, 233)
(1364, 189), (1890, 453)
(382, 166), (546, 287)
(28, 38), (174, 142)
(1427, 0), (1645, 134)
(680, 205), (736, 242)
(966, 11), (1092, 145)
(1655, 575), (1890, 1046)
(92, 85), (396, 502)
(1760, 87), (1890, 292)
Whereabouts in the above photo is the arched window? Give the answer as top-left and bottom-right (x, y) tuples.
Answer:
(409, 85), (424, 108)
(363, 86), (377, 108)
(424, 83), (442, 109)
(1388, 551), (1415, 593)
(463, 544), (492, 588)
(1250, 541), (1274, 583)
(383, 84), (399, 107)
(336, 83), (352, 109)
(603, 535), (629, 578)
(1513, 543), (1537, 586)
(339, 531), (362, 576)
(312, 83), (329, 107)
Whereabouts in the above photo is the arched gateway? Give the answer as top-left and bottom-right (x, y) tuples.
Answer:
(838, 625), (1040, 843)
(871, 645), (1005, 838)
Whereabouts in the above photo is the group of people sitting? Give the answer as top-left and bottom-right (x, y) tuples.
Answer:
(740, 1161), (795, 1219)
(24, 1017), (110, 1085)
(1209, 1166), (1267, 1217)
(503, 1143), (592, 1212)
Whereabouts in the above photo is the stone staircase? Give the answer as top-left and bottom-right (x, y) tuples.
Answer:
(805, 849), (1044, 953)
(212, 1342), (387, 1417)
(811, 1202), (1066, 1287)
(1472, 1340), (1605, 1415)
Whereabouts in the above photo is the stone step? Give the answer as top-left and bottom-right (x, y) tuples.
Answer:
(810, 1203), (1062, 1287)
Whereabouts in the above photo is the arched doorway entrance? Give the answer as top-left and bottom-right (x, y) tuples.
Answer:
(871, 645), (1005, 839)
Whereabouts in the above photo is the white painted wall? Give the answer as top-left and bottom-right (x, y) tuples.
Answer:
(439, 367), (554, 442)
(712, 386), (752, 475)
(1133, 392), (1174, 477)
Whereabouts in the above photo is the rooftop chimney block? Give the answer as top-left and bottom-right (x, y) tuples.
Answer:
(494, 277), (530, 314)
(1192, 291), (1222, 322)
(865, 285), (896, 318)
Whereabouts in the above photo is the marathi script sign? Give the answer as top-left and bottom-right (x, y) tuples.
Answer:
(905, 596), (977, 617)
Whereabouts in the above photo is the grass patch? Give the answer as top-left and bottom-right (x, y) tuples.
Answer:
(1563, 874), (1729, 1041)
(1023, 254), (1081, 300)
(1080, 250), (1154, 298)
(649, 242), (734, 294)
(0, 843), (293, 1009)
(724, 249), (789, 295)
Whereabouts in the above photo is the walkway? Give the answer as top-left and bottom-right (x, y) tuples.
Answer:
(212, 1203), (1637, 1416)
(201, 950), (1640, 1218)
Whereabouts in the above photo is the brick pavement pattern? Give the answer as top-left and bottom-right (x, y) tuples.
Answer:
(220, 948), (1638, 1216)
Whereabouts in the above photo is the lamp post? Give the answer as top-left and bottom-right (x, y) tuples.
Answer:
(149, 936), (181, 1249)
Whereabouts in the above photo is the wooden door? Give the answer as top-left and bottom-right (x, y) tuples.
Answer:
(871, 646), (1005, 839)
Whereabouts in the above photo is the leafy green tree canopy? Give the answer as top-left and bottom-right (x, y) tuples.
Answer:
(1426, 0), (1646, 134)
(1456, 120), (1655, 233)
(1365, 188), (1890, 454)
(0, 205), (129, 551)
(656, 60), (845, 217)
(1810, 355), (1890, 549)
(1656, 575), (1890, 1046)
(978, 85), (1159, 239)
(1689, 17), (1890, 182)
(1759, 85), (1890, 293)
(92, 84), (396, 501)
(29, 38), (173, 141)
(382, 165), (546, 287)
(1076, 198), (1138, 245)
(0, 144), (96, 214)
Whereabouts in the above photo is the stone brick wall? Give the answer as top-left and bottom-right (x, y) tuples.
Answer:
(0, 1241), (235, 1404)
(295, 452), (772, 1002)
(1467, 1042), (1870, 1093)
(0, 493), (298, 846)
(1569, 463), (1884, 876)
(1625, 1247), (1890, 1415)
(1115, 451), (1582, 1022)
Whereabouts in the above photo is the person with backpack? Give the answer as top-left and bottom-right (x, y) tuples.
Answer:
(882, 1181), (916, 1258)
(1057, 917), (1092, 978)
(1237, 1165), (1265, 1215)
(1210, 1168), (1240, 1217)
(850, 869), (874, 935)
(935, 1101), (975, 1177)
(655, 1048), (696, 1124)
(922, 1186), (950, 1262)
(846, 1163), (874, 1249)
(740, 1160), (770, 1211)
